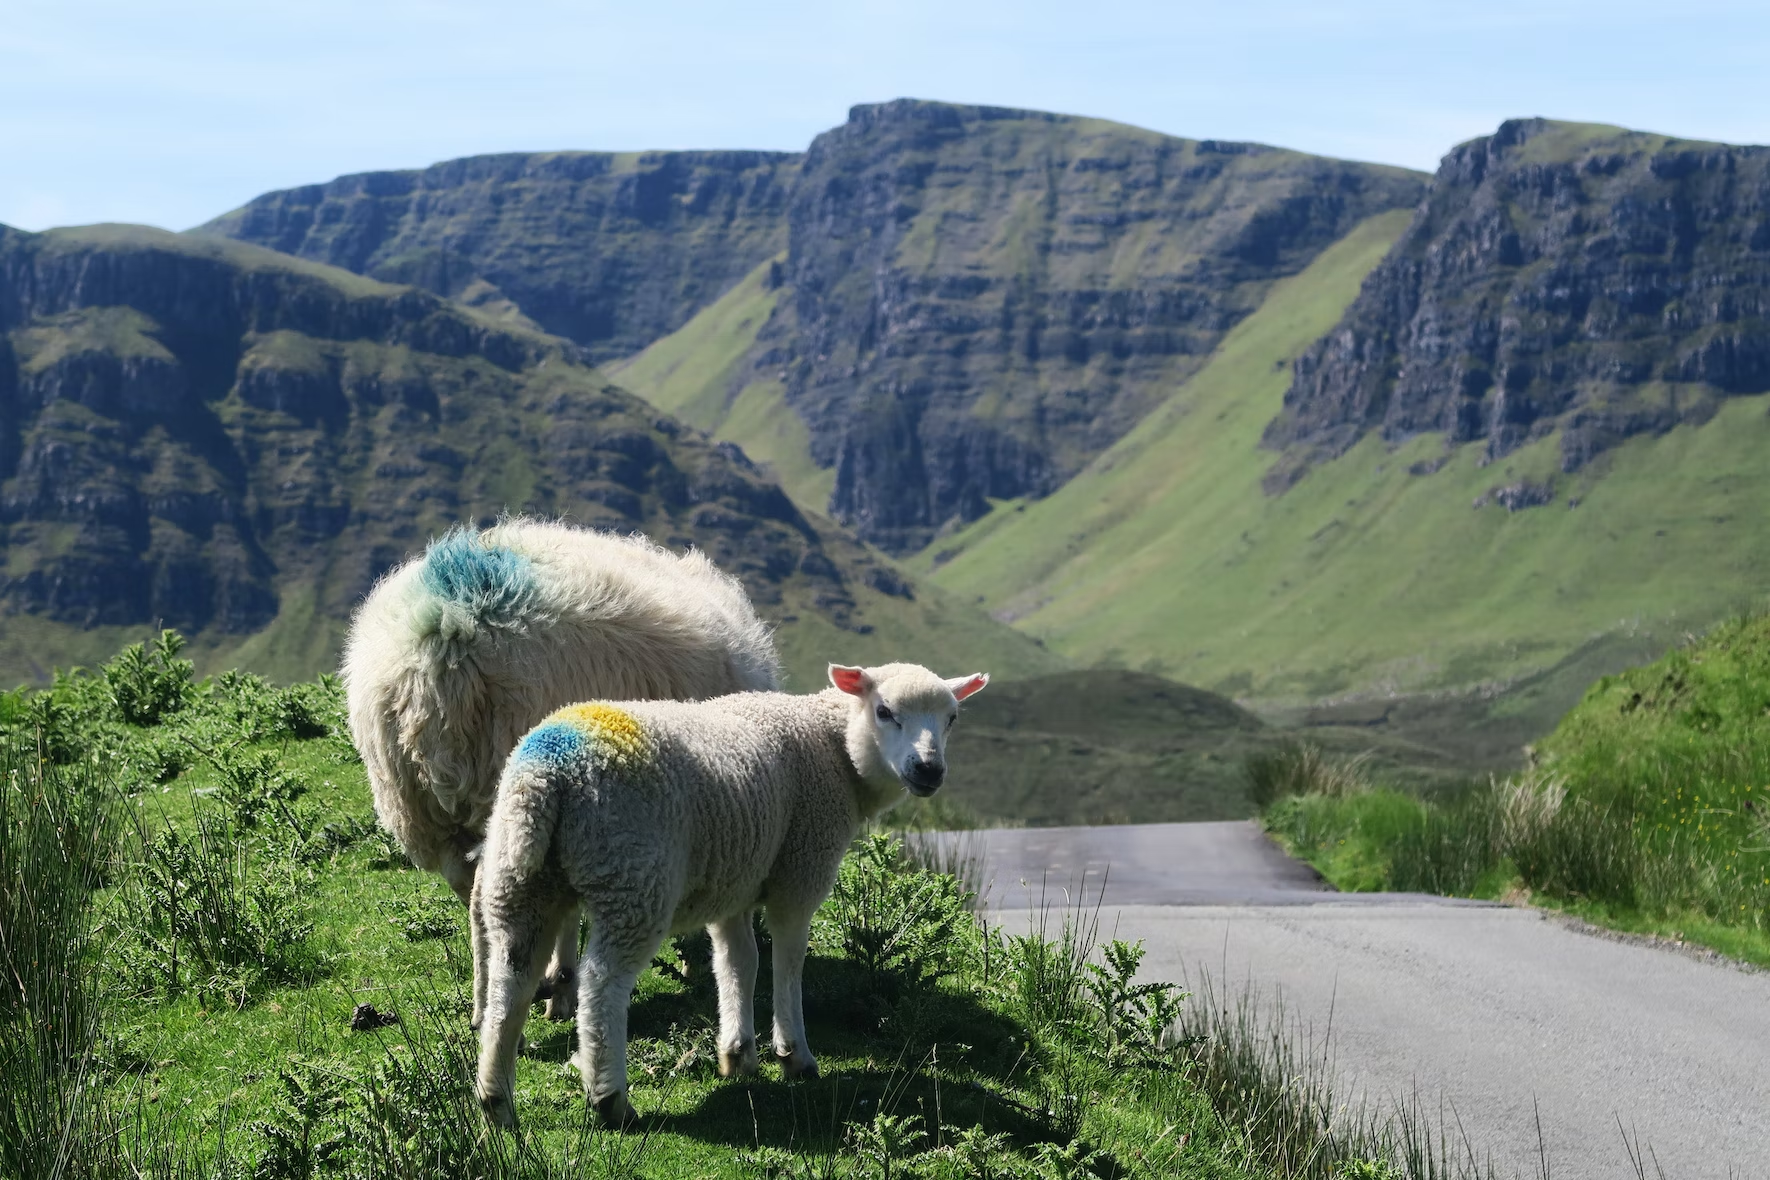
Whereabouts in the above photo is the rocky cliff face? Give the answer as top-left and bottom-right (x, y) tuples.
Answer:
(759, 101), (1427, 551)
(1265, 119), (1770, 489)
(199, 151), (799, 364)
(0, 225), (882, 646)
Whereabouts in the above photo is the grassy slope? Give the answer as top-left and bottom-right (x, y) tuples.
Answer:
(918, 207), (1770, 703)
(609, 256), (835, 513)
(771, 577), (1066, 692)
(1265, 612), (1770, 966)
(34, 665), (1262, 1179)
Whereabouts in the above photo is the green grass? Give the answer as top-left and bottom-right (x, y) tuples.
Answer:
(768, 574), (1067, 693)
(1258, 613), (1770, 966)
(918, 203), (1770, 705)
(2, 635), (1300, 1180)
(611, 256), (837, 514)
(608, 256), (783, 430)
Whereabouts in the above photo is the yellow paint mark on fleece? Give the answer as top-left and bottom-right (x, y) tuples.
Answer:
(550, 702), (653, 775)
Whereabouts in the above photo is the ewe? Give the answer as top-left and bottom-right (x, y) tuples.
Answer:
(342, 519), (779, 1019)
(473, 661), (989, 1128)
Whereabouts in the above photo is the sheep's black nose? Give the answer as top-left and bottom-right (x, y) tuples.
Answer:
(905, 760), (945, 792)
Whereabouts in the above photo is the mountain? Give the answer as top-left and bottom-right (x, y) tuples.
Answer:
(197, 151), (800, 365)
(616, 100), (1428, 551)
(0, 223), (1061, 687)
(47, 108), (1770, 732)
(1266, 119), (1770, 489)
(211, 101), (1428, 553)
(917, 121), (1770, 708)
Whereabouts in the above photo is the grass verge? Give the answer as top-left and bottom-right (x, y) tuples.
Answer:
(1252, 607), (1770, 969)
(3, 630), (1513, 1179)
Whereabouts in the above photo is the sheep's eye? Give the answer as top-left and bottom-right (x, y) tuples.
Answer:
(875, 704), (894, 723)
(946, 715), (956, 730)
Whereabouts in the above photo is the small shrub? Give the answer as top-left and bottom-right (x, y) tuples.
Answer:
(104, 629), (195, 726)
(247, 1061), (352, 1180)
(815, 833), (974, 989)
(16, 692), (83, 765)
(115, 808), (323, 1007)
(1079, 939), (1185, 1070)
(1028, 1139), (1109, 1180)
(844, 1112), (927, 1180)
(206, 744), (309, 833)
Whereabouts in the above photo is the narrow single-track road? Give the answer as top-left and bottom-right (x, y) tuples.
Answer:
(927, 822), (1770, 1180)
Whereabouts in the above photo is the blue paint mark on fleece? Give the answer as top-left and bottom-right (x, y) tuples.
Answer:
(418, 529), (538, 625)
(515, 722), (583, 765)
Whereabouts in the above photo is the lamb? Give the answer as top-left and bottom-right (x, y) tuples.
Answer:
(341, 518), (780, 1020)
(472, 661), (989, 1128)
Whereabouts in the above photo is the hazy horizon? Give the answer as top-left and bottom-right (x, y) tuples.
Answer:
(4, 0), (1767, 234)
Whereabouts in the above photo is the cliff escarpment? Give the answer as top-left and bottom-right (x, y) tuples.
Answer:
(755, 101), (1426, 551)
(0, 225), (889, 661)
(199, 151), (800, 364)
(1265, 119), (1770, 489)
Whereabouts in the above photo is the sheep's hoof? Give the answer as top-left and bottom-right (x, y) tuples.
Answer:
(479, 1091), (518, 1131)
(542, 968), (576, 1020)
(593, 1090), (639, 1128)
(718, 1040), (759, 1077)
(776, 1052), (819, 1080)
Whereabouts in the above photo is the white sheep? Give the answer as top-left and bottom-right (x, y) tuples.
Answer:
(341, 518), (780, 1019)
(472, 661), (989, 1127)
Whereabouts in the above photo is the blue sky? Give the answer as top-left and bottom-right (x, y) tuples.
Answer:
(3, 0), (1767, 232)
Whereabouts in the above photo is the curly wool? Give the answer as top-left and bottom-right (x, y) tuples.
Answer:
(341, 518), (780, 886)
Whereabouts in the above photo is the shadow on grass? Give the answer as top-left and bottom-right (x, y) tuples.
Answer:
(538, 943), (1063, 1158)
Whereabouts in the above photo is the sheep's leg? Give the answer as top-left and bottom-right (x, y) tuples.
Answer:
(541, 905), (582, 1021)
(573, 920), (661, 1127)
(441, 853), (488, 1030)
(766, 903), (818, 1080)
(708, 911), (759, 1077)
(474, 889), (557, 1130)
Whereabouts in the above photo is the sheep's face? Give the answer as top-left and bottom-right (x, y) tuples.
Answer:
(830, 663), (989, 797)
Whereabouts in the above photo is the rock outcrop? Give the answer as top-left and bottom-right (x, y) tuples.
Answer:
(1265, 119), (1770, 490)
(199, 151), (800, 364)
(759, 101), (1426, 551)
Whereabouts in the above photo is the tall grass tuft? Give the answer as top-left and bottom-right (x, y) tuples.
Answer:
(0, 738), (123, 1178)
(1179, 974), (1505, 1179)
(1244, 741), (1372, 809)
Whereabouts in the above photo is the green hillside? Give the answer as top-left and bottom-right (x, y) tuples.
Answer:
(916, 206), (1770, 704)
(934, 669), (1472, 827)
(607, 255), (836, 513)
(0, 223), (1058, 690)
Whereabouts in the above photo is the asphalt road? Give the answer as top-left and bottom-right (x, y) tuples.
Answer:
(923, 822), (1770, 1180)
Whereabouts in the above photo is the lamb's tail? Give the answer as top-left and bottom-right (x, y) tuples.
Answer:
(412, 526), (543, 654)
(484, 757), (563, 880)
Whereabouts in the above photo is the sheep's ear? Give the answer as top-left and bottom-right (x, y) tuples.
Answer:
(829, 664), (873, 696)
(946, 672), (989, 701)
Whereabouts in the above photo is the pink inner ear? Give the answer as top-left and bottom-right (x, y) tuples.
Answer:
(952, 673), (989, 701)
(829, 666), (869, 696)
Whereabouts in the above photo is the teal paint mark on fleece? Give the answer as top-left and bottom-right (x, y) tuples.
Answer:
(515, 722), (584, 766)
(418, 528), (539, 625)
